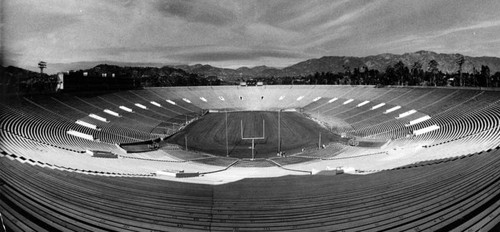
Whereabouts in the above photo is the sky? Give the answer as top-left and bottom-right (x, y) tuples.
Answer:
(3, 0), (500, 73)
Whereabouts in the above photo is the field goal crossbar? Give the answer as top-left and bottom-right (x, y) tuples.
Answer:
(241, 120), (265, 160)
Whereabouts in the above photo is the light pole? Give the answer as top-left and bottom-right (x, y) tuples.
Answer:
(225, 110), (228, 157)
(318, 132), (321, 149)
(278, 109), (281, 153)
(251, 138), (255, 160)
(38, 61), (47, 74)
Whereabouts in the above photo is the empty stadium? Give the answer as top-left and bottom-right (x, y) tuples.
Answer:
(1, 85), (500, 231)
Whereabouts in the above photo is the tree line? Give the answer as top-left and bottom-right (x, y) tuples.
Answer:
(254, 59), (500, 88)
(3, 58), (500, 96)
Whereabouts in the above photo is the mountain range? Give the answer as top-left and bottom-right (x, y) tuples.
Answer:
(14, 51), (500, 80)
(172, 51), (500, 80)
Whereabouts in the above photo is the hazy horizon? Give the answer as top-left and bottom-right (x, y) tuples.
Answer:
(4, 0), (500, 73)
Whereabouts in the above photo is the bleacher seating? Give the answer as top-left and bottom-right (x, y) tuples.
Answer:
(1, 85), (499, 231)
(1, 148), (500, 231)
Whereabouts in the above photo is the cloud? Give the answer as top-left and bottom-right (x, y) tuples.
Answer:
(374, 19), (500, 51)
(253, 0), (351, 31)
(155, 0), (236, 26)
(314, 0), (385, 31)
(434, 20), (500, 38)
(82, 45), (205, 56)
(4, 0), (500, 71)
(4, 7), (81, 41)
(169, 48), (306, 63)
(279, 0), (387, 50)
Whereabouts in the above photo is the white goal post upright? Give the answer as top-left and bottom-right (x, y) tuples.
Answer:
(241, 119), (265, 160)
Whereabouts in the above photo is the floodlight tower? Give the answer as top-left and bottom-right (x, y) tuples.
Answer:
(278, 109), (281, 153)
(225, 110), (229, 157)
(38, 61), (47, 74)
(318, 132), (321, 149)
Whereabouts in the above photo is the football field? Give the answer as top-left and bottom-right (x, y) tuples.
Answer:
(167, 111), (339, 159)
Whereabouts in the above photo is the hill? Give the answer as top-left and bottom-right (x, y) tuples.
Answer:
(68, 64), (219, 87)
(23, 61), (168, 75)
(1, 65), (45, 80)
(172, 51), (500, 80)
(173, 64), (281, 81)
(1, 66), (54, 95)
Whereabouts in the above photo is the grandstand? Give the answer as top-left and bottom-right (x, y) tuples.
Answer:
(1, 85), (500, 231)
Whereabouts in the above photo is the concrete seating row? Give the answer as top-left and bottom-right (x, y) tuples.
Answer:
(1, 147), (500, 231)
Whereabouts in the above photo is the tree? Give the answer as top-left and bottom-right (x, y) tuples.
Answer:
(313, 72), (320, 84)
(367, 68), (379, 85)
(384, 65), (396, 85)
(342, 65), (351, 84)
(480, 65), (491, 87)
(394, 61), (408, 86)
(492, 72), (500, 87)
(455, 54), (465, 86)
(411, 62), (423, 85)
(352, 67), (360, 85)
(342, 65), (351, 75)
(428, 60), (439, 86)
(359, 66), (369, 85)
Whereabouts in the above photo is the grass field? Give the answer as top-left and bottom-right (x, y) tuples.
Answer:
(167, 111), (339, 159)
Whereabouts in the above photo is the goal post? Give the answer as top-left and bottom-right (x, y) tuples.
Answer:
(241, 119), (265, 160)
